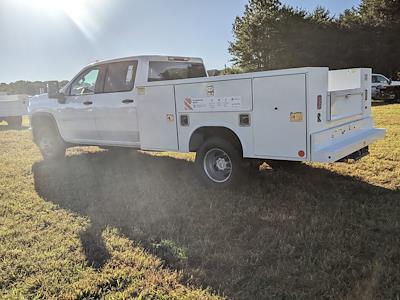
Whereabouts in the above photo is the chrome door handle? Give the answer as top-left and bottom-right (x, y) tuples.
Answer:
(122, 99), (134, 104)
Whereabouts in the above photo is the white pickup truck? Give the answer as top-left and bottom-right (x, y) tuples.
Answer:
(0, 93), (28, 128)
(371, 73), (400, 101)
(28, 55), (386, 187)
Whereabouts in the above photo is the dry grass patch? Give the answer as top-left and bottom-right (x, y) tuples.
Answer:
(0, 120), (221, 299)
(1, 105), (399, 299)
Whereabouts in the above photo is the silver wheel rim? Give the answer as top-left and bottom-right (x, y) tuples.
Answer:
(203, 148), (233, 183)
(39, 136), (55, 158)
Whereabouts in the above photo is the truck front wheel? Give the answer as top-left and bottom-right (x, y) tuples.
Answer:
(195, 137), (244, 188)
(35, 125), (66, 160)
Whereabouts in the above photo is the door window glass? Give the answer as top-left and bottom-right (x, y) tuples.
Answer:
(148, 61), (207, 82)
(104, 61), (138, 93)
(70, 68), (100, 96)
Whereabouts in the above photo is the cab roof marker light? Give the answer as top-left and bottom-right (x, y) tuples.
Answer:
(168, 57), (190, 62)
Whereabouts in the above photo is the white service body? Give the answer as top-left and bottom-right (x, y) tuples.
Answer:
(29, 55), (385, 164)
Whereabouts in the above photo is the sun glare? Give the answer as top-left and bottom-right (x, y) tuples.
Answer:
(19, 0), (98, 41)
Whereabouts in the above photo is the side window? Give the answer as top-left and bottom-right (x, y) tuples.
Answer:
(70, 68), (100, 96)
(372, 76), (378, 83)
(148, 61), (207, 82)
(104, 61), (138, 93)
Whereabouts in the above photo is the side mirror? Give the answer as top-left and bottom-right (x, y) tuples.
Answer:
(47, 81), (65, 103)
(388, 79), (392, 85)
(47, 81), (60, 98)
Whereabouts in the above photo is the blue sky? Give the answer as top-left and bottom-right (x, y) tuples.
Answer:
(0, 0), (359, 83)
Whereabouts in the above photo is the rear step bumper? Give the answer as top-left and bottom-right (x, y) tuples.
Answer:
(312, 128), (386, 163)
(338, 146), (369, 162)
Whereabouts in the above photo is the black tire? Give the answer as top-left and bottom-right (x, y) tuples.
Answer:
(195, 137), (244, 188)
(35, 124), (66, 160)
(6, 116), (22, 129)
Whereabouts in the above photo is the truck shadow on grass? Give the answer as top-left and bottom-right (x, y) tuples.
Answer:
(32, 150), (400, 300)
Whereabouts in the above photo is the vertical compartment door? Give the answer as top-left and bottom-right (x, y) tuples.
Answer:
(253, 74), (307, 159)
(136, 85), (178, 151)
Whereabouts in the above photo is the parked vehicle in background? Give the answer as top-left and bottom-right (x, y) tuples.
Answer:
(28, 55), (385, 187)
(0, 93), (28, 128)
(372, 73), (400, 101)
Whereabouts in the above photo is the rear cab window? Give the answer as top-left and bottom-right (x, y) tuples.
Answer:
(148, 61), (207, 82)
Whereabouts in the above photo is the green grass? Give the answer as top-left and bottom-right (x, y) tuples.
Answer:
(1, 105), (399, 299)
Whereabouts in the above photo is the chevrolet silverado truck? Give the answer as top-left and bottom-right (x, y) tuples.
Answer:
(0, 93), (28, 129)
(28, 55), (386, 187)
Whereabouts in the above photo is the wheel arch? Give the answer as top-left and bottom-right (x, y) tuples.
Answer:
(30, 112), (63, 144)
(189, 126), (244, 155)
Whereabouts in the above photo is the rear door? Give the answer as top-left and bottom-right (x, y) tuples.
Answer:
(252, 74), (307, 159)
(94, 61), (140, 146)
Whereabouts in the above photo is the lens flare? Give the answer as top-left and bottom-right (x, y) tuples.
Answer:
(18, 0), (100, 41)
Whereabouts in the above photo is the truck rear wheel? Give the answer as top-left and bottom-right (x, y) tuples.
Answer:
(195, 137), (244, 188)
(6, 116), (22, 129)
(36, 125), (66, 160)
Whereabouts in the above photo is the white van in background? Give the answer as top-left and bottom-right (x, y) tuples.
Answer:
(0, 93), (28, 128)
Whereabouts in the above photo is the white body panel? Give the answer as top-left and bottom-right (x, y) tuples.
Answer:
(136, 85), (178, 151)
(175, 79), (253, 113)
(252, 74), (306, 159)
(28, 55), (385, 164)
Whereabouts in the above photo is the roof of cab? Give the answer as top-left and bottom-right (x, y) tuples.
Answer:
(88, 55), (204, 68)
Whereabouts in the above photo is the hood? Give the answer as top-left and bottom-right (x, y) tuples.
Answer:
(30, 93), (49, 101)
(27, 93), (53, 114)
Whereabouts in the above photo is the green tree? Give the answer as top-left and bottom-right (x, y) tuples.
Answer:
(229, 0), (343, 71)
(0, 80), (68, 96)
(357, 0), (400, 78)
(230, 0), (400, 79)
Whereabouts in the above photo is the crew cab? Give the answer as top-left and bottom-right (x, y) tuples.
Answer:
(29, 55), (386, 187)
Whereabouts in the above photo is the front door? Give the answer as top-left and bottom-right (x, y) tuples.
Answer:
(94, 60), (140, 146)
(57, 67), (102, 142)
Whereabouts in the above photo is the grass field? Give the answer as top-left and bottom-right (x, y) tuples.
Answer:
(0, 104), (399, 299)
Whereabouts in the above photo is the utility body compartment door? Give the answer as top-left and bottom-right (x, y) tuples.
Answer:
(136, 85), (178, 151)
(252, 74), (307, 159)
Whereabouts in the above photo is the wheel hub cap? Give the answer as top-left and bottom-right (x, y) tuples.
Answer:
(203, 148), (233, 183)
(216, 157), (228, 171)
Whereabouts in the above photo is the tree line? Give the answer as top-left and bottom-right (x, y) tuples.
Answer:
(0, 80), (68, 96)
(229, 0), (400, 79)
